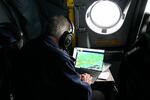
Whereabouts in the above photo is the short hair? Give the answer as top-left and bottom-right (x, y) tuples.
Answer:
(44, 15), (70, 38)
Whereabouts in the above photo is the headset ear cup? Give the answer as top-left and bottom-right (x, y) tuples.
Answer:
(59, 31), (72, 49)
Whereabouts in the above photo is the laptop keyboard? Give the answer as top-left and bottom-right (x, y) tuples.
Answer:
(76, 68), (102, 83)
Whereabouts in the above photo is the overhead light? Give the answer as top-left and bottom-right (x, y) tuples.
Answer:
(85, 0), (126, 35)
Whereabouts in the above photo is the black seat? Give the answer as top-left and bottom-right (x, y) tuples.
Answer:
(117, 13), (150, 100)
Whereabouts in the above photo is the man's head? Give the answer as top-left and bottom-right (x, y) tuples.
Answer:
(45, 15), (73, 49)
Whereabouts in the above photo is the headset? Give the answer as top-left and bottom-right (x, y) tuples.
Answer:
(59, 18), (74, 50)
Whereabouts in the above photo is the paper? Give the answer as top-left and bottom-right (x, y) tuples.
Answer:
(102, 63), (111, 72)
(98, 71), (110, 80)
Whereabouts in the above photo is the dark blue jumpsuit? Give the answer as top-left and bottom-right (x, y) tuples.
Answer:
(13, 36), (92, 100)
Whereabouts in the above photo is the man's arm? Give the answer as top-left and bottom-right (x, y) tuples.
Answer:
(61, 60), (93, 100)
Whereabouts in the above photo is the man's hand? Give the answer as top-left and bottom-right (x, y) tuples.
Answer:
(80, 73), (93, 85)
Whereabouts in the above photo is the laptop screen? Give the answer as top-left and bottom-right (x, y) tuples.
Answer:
(73, 47), (105, 71)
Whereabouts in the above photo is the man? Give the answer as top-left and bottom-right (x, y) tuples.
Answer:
(12, 15), (104, 100)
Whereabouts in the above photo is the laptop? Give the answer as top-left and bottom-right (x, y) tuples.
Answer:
(73, 47), (105, 83)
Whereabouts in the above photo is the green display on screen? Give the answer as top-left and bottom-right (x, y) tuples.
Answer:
(75, 51), (104, 71)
